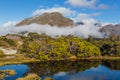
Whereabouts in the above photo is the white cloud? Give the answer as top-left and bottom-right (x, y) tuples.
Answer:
(2, 21), (19, 28)
(98, 4), (108, 9)
(74, 13), (99, 24)
(67, 0), (97, 8)
(67, 0), (108, 9)
(33, 7), (76, 17)
(32, 6), (102, 26)
(101, 22), (116, 26)
(0, 22), (104, 38)
(0, 21), (18, 35)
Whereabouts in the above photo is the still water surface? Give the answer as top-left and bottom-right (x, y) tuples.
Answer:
(0, 60), (120, 80)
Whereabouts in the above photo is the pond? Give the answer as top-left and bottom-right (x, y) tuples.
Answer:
(0, 64), (29, 80)
(0, 60), (120, 80)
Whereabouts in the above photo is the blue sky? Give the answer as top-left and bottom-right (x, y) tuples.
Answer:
(0, 0), (120, 26)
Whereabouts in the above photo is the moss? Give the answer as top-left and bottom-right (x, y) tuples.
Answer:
(17, 73), (40, 80)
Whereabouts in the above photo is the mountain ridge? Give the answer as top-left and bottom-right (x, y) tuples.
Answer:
(16, 12), (74, 27)
(16, 12), (120, 37)
(101, 24), (120, 37)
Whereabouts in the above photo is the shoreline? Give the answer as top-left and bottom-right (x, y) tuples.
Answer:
(78, 56), (120, 60)
(0, 54), (40, 66)
(0, 55), (120, 66)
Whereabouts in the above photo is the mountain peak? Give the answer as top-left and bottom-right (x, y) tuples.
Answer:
(16, 12), (74, 27)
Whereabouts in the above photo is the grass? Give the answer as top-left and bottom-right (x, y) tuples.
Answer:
(0, 54), (39, 66)
(17, 73), (40, 80)
(78, 56), (120, 60)
(0, 70), (16, 79)
(3, 70), (16, 75)
(0, 71), (5, 79)
(1, 54), (120, 66)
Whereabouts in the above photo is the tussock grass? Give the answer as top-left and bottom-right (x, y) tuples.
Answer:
(44, 77), (53, 80)
(17, 73), (40, 80)
(0, 54), (39, 66)
(0, 70), (16, 79)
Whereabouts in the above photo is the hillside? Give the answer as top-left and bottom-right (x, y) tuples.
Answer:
(16, 12), (74, 27)
(101, 24), (120, 37)
(0, 32), (120, 61)
(16, 12), (120, 38)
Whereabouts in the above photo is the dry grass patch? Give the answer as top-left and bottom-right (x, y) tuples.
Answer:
(0, 54), (39, 66)
(3, 70), (16, 76)
(17, 73), (40, 80)
(44, 77), (53, 80)
(0, 70), (16, 79)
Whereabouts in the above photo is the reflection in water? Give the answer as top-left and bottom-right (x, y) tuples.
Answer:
(27, 60), (101, 76)
(1, 60), (120, 80)
(52, 65), (120, 80)
(0, 64), (29, 80)
(102, 60), (120, 70)
(27, 60), (120, 80)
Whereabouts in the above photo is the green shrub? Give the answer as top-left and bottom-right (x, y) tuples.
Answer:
(0, 50), (4, 58)
(18, 33), (101, 60)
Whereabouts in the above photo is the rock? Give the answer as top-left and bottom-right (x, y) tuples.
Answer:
(0, 47), (17, 54)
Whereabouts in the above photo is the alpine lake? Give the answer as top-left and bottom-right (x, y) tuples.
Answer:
(0, 60), (120, 80)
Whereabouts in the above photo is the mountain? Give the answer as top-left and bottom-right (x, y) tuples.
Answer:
(100, 24), (120, 37)
(16, 12), (74, 27)
(15, 12), (120, 38)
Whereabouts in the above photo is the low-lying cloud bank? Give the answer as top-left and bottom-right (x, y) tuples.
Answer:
(0, 22), (104, 38)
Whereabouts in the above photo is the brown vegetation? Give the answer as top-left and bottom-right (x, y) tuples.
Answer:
(17, 73), (40, 80)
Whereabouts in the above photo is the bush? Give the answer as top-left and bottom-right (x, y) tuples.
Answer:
(87, 36), (120, 56)
(18, 33), (101, 60)
(0, 37), (17, 47)
(0, 50), (4, 58)
(3, 38), (17, 47)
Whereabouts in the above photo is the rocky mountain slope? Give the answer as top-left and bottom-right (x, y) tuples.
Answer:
(16, 12), (74, 27)
(16, 12), (120, 37)
(101, 24), (120, 37)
